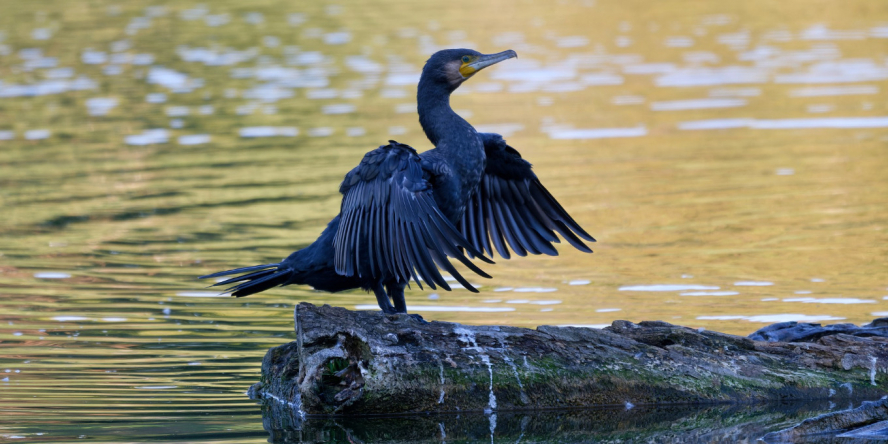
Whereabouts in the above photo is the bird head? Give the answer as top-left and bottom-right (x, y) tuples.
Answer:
(420, 49), (517, 92)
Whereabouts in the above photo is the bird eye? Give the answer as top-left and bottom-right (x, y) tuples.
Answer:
(461, 56), (471, 63)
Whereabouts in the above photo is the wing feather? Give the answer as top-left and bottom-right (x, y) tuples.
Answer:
(460, 133), (596, 260)
(334, 141), (491, 290)
(473, 191), (493, 256)
(483, 194), (511, 259)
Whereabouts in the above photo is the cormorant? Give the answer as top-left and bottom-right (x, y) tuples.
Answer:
(200, 49), (595, 314)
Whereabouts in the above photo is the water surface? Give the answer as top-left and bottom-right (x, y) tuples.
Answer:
(1, 0), (887, 441)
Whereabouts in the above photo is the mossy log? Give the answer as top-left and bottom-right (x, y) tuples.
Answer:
(249, 303), (888, 417)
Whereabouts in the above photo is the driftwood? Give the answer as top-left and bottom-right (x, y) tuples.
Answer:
(749, 318), (888, 343)
(249, 303), (887, 419)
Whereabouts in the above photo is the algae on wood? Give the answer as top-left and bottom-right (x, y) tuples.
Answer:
(249, 303), (887, 416)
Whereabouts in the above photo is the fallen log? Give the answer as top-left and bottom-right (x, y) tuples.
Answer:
(249, 303), (887, 417)
(749, 318), (888, 342)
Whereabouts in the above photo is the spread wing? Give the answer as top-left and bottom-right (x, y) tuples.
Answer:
(335, 141), (493, 292)
(459, 133), (596, 259)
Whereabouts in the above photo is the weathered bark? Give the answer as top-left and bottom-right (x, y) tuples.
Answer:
(249, 303), (888, 417)
(749, 318), (888, 342)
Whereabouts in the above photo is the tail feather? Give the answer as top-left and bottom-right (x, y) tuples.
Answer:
(200, 263), (279, 279)
(211, 269), (276, 287)
(198, 262), (292, 298)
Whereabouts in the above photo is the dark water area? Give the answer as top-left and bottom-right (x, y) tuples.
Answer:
(1, 0), (887, 441)
(5, 398), (875, 443)
(262, 402), (837, 443)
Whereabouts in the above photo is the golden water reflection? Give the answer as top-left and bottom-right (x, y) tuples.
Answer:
(1, 0), (887, 440)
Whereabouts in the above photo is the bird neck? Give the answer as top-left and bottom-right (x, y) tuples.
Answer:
(417, 81), (475, 148)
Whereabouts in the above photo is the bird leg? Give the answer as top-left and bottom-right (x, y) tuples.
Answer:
(387, 282), (407, 314)
(372, 283), (396, 314)
(386, 282), (427, 322)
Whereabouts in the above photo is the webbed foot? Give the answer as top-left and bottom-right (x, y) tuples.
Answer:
(407, 313), (428, 324)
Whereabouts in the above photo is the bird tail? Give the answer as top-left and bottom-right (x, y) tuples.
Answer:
(199, 262), (293, 297)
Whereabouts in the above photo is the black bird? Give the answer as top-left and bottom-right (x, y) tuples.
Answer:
(200, 49), (595, 314)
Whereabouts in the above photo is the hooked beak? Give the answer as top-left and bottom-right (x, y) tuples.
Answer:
(460, 50), (517, 78)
